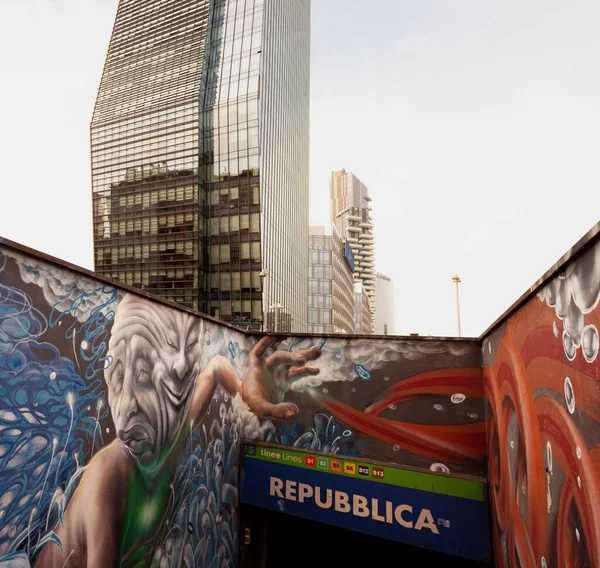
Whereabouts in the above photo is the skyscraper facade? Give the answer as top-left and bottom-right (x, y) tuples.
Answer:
(91, 0), (310, 332)
(307, 226), (354, 334)
(374, 272), (395, 335)
(330, 169), (376, 331)
(354, 283), (372, 335)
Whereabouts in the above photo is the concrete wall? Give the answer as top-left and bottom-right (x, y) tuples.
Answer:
(0, 240), (485, 567)
(482, 234), (600, 568)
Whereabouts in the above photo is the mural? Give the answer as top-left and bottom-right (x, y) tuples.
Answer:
(0, 244), (487, 567)
(483, 241), (600, 568)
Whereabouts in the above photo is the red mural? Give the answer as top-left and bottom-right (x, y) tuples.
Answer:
(316, 368), (487, 465)
(485, 296), (600, 568)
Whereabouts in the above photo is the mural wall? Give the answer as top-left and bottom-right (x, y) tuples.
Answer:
(483, 240), (600, 568)
(0, 243), (486, 568)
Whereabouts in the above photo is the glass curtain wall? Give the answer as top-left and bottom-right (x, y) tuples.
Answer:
(91, 0), (211, 311)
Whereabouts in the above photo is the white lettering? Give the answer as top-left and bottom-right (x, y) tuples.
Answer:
(386, 501), (393, 524)
(395, 504), (413, 528)
(353, 495), (369, 517)
(298, 483), (313, 503)
(285, 480), (297, 501)
(315, 487), (332, 509)
(270, 477), (283, 498)
(268, 478), (441, 535)
(335, 491), (351, 513)
(372, 498), (385, 522)
(415, 509), (439, 534)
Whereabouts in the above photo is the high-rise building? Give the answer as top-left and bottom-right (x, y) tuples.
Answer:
(354, 283), (372, 335)
(91, 0), (310, 332)
(308, 226), (355, 334)
(330, 169), (376, 331)
(374, 272), (395, 335)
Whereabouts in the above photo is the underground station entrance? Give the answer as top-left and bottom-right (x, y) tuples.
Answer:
(240, 504), (490, 568)
(239, 443), (492, 567)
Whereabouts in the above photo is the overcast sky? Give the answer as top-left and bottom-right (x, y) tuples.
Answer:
(2, 0), (600, 337)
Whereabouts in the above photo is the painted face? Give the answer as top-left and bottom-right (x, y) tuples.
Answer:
(105, 294), (201, 467)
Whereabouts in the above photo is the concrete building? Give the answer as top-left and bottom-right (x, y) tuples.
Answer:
(308, 225), (355, 334)
(354, 282), (372, 335)
(374, 272), (395, 335)
(91, 0), (310, 332)
(330, 169), (376, 331)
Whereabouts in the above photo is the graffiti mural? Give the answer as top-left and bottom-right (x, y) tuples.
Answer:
(483, 241), (600, 568)
(0, 243), (487, 567)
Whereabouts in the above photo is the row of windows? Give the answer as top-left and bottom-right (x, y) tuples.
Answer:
(209, 242), (260, 263)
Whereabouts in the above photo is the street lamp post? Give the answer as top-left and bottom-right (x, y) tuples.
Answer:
(452, 274), (462, 337)
(259, 268), (269, 332)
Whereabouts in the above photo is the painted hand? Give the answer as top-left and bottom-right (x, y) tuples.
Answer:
(241, 336), (321, 419)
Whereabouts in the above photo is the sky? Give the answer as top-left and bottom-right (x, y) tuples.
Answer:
(2, 0), (600, 338)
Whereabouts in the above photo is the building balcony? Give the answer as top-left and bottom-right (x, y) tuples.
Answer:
(346, 214), (361, 221)
(359, 233), (374, 240)
(359, 222), (374, 229)
(346, 237), (358, 243)
(346, 225), (361, 232)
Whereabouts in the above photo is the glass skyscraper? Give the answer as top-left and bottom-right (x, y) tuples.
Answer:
(92, 0), (310, 332)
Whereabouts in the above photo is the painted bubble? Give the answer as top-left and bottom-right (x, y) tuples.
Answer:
(433, 404), (444, 411)
(383, 376), (389, 382)
(451, 393), (465, 404)
(582, 324), (599, 363)
(553, 321), (559, 338)
(546, 441), (553, 473)
(564, 377), (576, 414)
(577, 476), (582, 488)
(49, 372), (57, 381)
(467, 413), (478, 420)
(224, 393), (229, 402)
(430, 463), (449, 474)
(355, 364), (371, 381)
(393, 445), (401, 452)
(205, 332), (211, 346)
(228, 341), (236, 359)
(510, 440), (515, 449)
(576, 447), (582, 459)
(388, 404), (397, 411)
(106, 428), (110, 434)
(323, 388), (328, 394)
(0, 510), (4, 519)
(343, 430), (352, 437)
(187, 522), (194, 534)
(563, 330), (576, 361)
(351, 388), (356, 393)
(335, 352), (342, 360)
(575, 528), (581, 542)
(81, 340), (89, 351)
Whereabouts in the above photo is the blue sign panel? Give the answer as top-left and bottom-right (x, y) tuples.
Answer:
(344, 240), (355, 273)
(240, 444), (491, 563)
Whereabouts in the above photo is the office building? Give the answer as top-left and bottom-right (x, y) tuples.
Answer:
(354, 283), (372, 335)
(308, 226), (355, 334)
(330, 169), (376, 331)
(374, 272), (395, 335)
(91, 0), (310, 332)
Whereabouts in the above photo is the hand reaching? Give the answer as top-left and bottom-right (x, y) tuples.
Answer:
(241, 336), (321, 419)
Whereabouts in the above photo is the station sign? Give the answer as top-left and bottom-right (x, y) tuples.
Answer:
(240, 443), (491, 563)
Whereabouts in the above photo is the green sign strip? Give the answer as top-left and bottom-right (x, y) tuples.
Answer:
(244, 444), (487, 502)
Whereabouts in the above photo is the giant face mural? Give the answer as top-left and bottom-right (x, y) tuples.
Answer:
(0, 245), (487, 568)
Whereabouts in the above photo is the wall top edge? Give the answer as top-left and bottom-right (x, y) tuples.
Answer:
(478, 219), (600, 341)
(0, 236), (478, 342)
